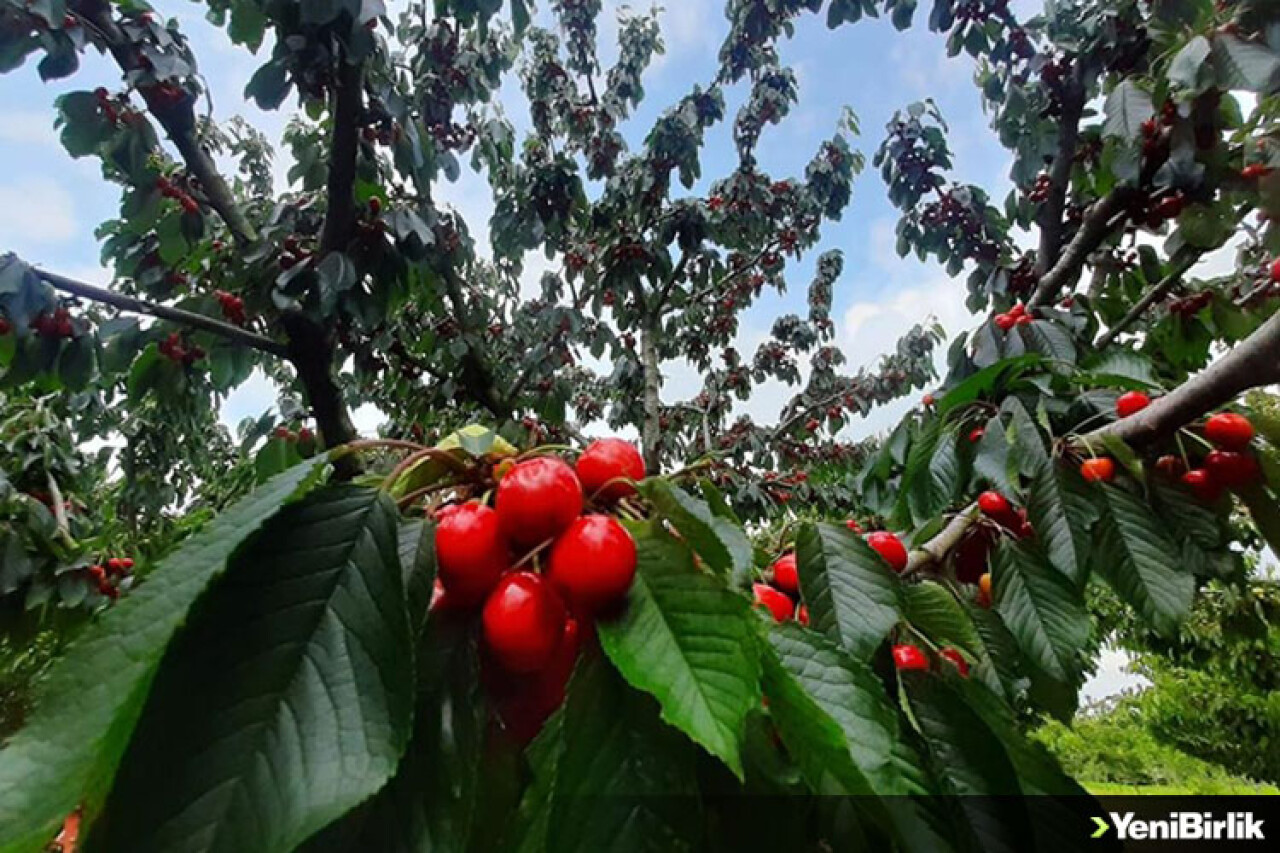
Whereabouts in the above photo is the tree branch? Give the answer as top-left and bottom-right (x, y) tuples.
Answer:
(1035, 72), (1085, 278)
(1093, 247), (1201, 351)
(35, 269), (288, 357)
(1079, 309), (1280, 450)
(319, 60), (365, 253)
(1028, 188), (1134, 308)
(904, 504), (980, 575)
(441, 268), (513, 419)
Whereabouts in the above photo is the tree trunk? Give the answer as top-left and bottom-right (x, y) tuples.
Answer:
(640, 322), (663, 475)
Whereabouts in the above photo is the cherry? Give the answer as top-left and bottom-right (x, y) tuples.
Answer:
(1080, 457), (1116, 483)
(1242, 164), (1273, 180)
(977, 491), (1014, 524)
(1153, 455), (1185, 479)
(968, 427), (985, 443)
(1115, 391), (1151, 418)
(1016, 315), (1033, 327)
(1204, 450), (1260, 489)
(995, 313), (1016, 331)
(922, 393), (936, 407)
(368, 196), (382, 215)
(845, 519), (862, 533)
(769, 552), (799, 596)
(1181, 469), (1222, 503)
(546, 515), (637, 613)
(753, 583), (794, 622)
(1271, 258), (1280, 283)
(866, 531), (908, 573)
(978, 572), (993, 608)
(435, 502), (510, 606)
(955, 526), (995, 584)
(482, 572), (567, 673)
(575, 438), (644, 501)
(1204, 412), (1254, 450)
(939, 648), (970, 677)
(495, 456), (583, 547)
(805, 418), (820, 432)
(892, 644), (929, 672)
(0, 317), (10, 336)
(797, 604), (810, 626)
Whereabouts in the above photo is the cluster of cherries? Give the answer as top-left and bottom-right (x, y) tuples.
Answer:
(87, 557), (134, 601)
(29, 307), (76, 339)
(993, 301), (1033, 331)
(214, 290), (246, 325)
(273, 425), (315, 444)
(159, 332), (204, 365)
(155, 175), (200, 216)
(432, 438), (645, 741)
(1172, 413), (1259, 502)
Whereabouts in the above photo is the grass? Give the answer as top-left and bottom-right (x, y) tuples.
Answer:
(1085, 781), (1280, 796)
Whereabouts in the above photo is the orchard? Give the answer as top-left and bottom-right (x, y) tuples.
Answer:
(1, 0), (1280, 851)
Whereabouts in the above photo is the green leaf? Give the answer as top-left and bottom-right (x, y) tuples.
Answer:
(596, 523), (761, 779)
(397, 518), (436, 638)
(1094, 484), (1195, 635)
(1237, 483), (1280, 557)
(1102, 80), (1154, 140)
(89, 486), (413, 853)
(901, 581), (982, 659)
(1149, 478), (1223, 550)
(1211, 33), (1280, 94)
(545, 653), (701, 853)
(973, 416), (1018, 497)
(641, 480), (752, 582)
(1025, 459), (1096, 585)
(1081, 349), (1158, 387)
(0, 461), (326, 853)
(993, 540), (1089, 684)
(908, 427), (963, 523)
(795, 522), (902, 660)
(1169, 36), (1214, 93)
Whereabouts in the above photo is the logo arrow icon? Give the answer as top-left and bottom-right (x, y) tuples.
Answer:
(1091, 816), (1110, 839)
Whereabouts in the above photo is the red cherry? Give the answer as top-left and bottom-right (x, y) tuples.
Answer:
(968, 427), (985, 443)
(546, 515), (637, 613)
(1080, 458), (1116, 483)
(844, 519), (862, 533)
(435, 502), (510, 606)
(1204, 413), (1255, 450)
(368, 196), (382, 215)
(892, 644), (929, 671)
(482, 572), (567, 673)
(977, 491), (1014, 523)
(995, 313), (1016, 331)
(1153, 455), (1186, 479)
(1204, 450), (1260, 489)
(954, 526), (996, 584)
(1016, 315), (1033, 327)
(1009, 303), (1026, 317)
(1115, 391), (1151, 418)
(939, 648), (970, 677)
(495, 457), (584, 547)
(575, 438), (645, 501)
(797, 604), (809, 626)
(753, 583), (795, 622)
(922, 393), (935, 407)
(1270, 258), (1280, 283)
(769, 553), (799, 596)
(1180, 469), (1222, 502)
(866, 531), (908, 573)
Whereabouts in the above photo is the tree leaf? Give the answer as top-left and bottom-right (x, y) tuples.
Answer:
(545, 653), (701, 853)
(89, 486), (413, 853)
(1095, 484), (1195, 635)
(900, 581), (982, 659)
(1102, 80), (1154, 141)
(908, 427), (963, 524)
(0, 460), (326, 853)
(993, 540), (1089, 685)
(1025, 459), (1096, 585)
(597, 523), (761, 779)
(641, 480), (752, 582)
(795, 522), (902, 661)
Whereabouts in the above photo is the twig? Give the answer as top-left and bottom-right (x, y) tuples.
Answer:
(1094, 248), (1202, 350)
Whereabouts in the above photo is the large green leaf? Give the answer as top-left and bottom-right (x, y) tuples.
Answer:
(795, 522), (902, 660)
(87, 486), (413, 853)
(1095, 485), (1195, 635)
(993, 540), (1089, 685)
(908, 427), (964, 524)
(545, 653), (701, 853)
(0, 460), (325, 853)
(641, 480), (752, 582)
(900, 581), (982, 659)
(397, 518), (437, 638)
(298, 616), (511, 853)
(1025, 459), (1096, 585)
(597, 522), (761, 779)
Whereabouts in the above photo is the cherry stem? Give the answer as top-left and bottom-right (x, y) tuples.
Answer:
(380, 447), (470, 491)
(511, 538), (554, 570)
(516, 444), (578, 461)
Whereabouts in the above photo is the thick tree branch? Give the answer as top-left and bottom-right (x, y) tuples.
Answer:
(35, 269), (288, 357)
(640, 321), (663, 475)
(905, 504), (980, 575)
(319, 60), (366, 253)
(1080, 309), (1280, 450)
(1035, 73), (1085, 278)
(1093, 248), (1201, 351)
(1028, 188), (1134, 308)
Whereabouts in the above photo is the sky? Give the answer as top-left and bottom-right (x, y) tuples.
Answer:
(1, 1), (1164, 697)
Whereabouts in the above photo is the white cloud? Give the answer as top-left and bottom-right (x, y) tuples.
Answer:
(0, 178), (77, 246)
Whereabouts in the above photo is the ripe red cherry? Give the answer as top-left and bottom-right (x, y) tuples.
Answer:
(1080, 457), (1116, 483)
(866, 531), (908, 573)
(753, 583), (794, 622)
(892, 644), (929, 671)
(769, 552), (799, 596)
(496, 456), (584, 547)
(939, 648), (970, 677)
(1153, 455), (1186, 479)
(435, 502), (510, 606)
(977, 491), (1014, 523)
(546, 515), (637, 613)
(995, 313), (1016, 331)
(576, 438), (644, 501)
(1204, 413), (1255, 450)
(922, 393), (935, 407)
(482, 572), (567, 673)
(1181, 469), (1222, 503)
(968, 427), (985, 443)
(1016, 315), (1033, 327)
(1270, 258), (1280, 283)
(797, 604), (810, 626)
(1204, 450), (1260, 489)
(1115, 391), (1151, 418)
(845, 519), (862, 533)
